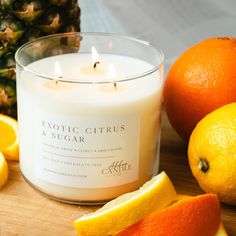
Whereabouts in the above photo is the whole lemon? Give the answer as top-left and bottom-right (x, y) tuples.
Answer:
(188, 103), (236, 205)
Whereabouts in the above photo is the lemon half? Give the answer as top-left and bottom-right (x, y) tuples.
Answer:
(0, 152), (8, 187)
(0, 114), (19, 161)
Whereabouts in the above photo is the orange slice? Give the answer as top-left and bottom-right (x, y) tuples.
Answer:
(118, 194), (223, 236)
(0, 114), (19, 161)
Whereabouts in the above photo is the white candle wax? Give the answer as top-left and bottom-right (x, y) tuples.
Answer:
(17, 53), (163, 203)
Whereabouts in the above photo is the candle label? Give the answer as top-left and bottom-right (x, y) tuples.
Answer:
(35, 110), (140, 188)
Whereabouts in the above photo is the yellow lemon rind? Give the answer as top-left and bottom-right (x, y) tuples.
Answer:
(0, 152), (9, 188)
(74, 172), (176, 236)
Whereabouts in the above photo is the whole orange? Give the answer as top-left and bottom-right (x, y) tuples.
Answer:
(164, 37), (236, 141)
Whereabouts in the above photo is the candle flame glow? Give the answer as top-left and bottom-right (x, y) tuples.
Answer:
(54, 61), (63, 78)
(91, 46), (100, 63)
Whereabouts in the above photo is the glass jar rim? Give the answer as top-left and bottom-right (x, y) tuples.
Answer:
(15, 32), (165, 84)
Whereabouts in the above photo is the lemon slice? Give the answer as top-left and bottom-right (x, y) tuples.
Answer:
(0, 114), (19, 161)
(74, 172), (176, 236)
(0, 152), (8, 187)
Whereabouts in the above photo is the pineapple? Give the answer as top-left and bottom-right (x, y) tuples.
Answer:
(0, 0), (81, 117)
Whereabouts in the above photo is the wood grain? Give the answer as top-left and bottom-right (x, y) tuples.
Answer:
(0, 113), (235, 236)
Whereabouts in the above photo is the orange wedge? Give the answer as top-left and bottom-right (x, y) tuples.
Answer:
(0, 114), (19, 160)
(118, 194), (225, 236)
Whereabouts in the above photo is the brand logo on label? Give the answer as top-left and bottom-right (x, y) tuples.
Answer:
(101, 160), (131, 176)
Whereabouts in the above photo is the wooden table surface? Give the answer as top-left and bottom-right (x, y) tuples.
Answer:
(0, 113), (235, 236)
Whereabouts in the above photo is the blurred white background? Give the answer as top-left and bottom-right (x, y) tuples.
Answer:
(79, 0), (236, 70)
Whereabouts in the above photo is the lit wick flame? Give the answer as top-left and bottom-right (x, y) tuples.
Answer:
(54, 61), (63, 84)
(91, 46), (100, 69)
(108, 63), (117, 88)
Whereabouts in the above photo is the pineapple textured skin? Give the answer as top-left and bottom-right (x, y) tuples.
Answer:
(0, 0), (81, 117)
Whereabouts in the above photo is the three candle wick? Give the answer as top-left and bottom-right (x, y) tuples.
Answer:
(93, 61), (117, 89)
(54, 60), (117, 89)
(55, 76), (63, 85)
(93, 61), (100, 69)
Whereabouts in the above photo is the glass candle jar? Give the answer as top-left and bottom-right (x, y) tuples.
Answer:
(15, 32), (164, 204)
